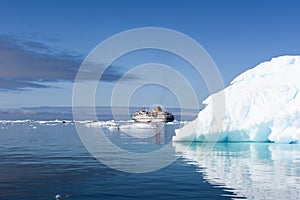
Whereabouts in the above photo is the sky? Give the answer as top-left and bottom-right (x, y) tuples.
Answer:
(1, 0), (300, 109)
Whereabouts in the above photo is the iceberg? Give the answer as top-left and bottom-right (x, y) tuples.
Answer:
(173, 55), (300, 143)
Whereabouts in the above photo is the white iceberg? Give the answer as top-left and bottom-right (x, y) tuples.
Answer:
(173, 55), (300, 143)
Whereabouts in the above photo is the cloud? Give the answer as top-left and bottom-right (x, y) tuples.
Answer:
(0, 34), (134, 91)
(0, 78), (50, 91)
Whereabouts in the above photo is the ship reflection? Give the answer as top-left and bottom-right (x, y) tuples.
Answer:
(119, 121), (172, 145)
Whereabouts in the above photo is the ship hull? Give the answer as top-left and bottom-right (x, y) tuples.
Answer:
(132, 113), (174, 123)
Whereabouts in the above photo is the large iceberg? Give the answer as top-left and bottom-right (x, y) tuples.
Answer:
(173, 55), (300, 143)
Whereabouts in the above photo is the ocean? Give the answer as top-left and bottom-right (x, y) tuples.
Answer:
(1, 112), (300, 199)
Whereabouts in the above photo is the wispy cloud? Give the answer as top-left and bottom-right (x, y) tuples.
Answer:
(0, 78), (50, 91)
(0, 34), (133, 91)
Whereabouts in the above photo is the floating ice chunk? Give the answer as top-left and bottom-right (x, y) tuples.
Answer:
(120, 123), (156, 129)
(55, 194), (62, 200)
(173, 55), (300, 143)
(85, 120), (119, 129)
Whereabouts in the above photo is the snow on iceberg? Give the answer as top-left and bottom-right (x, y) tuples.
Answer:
(173, 55), (300, 143)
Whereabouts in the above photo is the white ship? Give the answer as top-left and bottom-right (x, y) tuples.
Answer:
(132, 106), (175, 123)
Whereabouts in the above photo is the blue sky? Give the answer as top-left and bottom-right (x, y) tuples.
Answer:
(1, 0), (300, 108)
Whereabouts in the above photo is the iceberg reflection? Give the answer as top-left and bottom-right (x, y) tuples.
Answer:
(174, 142), (300, 199)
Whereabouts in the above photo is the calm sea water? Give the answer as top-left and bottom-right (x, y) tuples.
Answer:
(0, 121), (234, 200)
(1, 121), (300, 199)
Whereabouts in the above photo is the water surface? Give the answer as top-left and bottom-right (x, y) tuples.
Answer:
(0, 121), (234, 200)
(1, 121), (300, 199)
(175, 142), (300, 199)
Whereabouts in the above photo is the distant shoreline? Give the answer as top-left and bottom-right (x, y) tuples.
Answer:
(0, 106), (201, 121)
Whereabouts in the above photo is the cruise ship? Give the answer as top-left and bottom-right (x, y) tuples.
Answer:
(132, 106), (174, 123)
